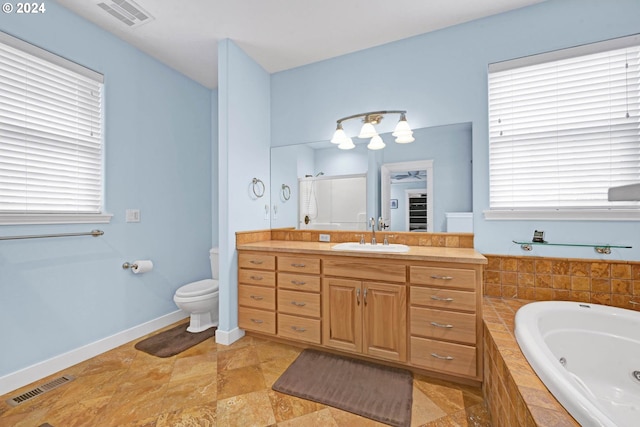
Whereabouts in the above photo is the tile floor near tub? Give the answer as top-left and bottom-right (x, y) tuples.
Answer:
(0, 322), (490, 427)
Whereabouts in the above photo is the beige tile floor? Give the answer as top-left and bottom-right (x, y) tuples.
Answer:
(0, 322), (491, 427)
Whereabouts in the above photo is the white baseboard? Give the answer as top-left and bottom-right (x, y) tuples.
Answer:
(0, 310), (188, 396)
(215, 327), (245, 346)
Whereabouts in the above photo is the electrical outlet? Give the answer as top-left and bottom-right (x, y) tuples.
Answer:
(126, 209), (140, 223)
(319, 234), (331, 242)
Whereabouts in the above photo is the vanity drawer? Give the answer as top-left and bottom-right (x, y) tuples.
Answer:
(238, 284), (275, 310)
(238, 253), (275, 270)
(410, 307), (476, 345)
(324, 259), (406, 283)
(278, 272), (321, 293)
(239, 307), (276, 335)
(410, 336), (476, 378)
(277, 289), (320, 318)
(278, 256), (321, 274)
(238, 269), (276, 287)
(410, 266), (476, 290)
(277, 313), (321, 344)
(411, 287), (476, 312)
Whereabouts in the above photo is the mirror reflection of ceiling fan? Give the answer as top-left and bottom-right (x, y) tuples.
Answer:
(391, 170), (426, 182)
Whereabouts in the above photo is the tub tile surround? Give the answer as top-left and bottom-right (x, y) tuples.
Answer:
(482, 255), (640, 426)
(484, 254), (640, 310)
(482, 298), (579, 427)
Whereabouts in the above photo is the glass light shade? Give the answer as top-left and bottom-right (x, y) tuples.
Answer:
(331, 126), (347, 144)
(395, 134), (415, 144)
(392, 116), (412, 137)
(358, 122), (377, 139)
(367, 135), (386, 150)
(338, 137), (355, 150)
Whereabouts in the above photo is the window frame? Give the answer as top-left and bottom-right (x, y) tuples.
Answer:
(0, 32), (111, 225)
(484, 34), (640, 221)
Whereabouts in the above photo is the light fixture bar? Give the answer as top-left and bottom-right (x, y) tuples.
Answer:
(335, 110), (407, 125)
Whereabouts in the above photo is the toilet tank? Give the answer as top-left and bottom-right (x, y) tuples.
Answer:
(209, 248), (219, 279)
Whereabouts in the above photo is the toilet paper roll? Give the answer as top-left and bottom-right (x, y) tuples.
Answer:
(132, 260), (153, 274)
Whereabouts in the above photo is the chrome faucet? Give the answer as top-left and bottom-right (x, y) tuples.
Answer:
(369, 217), (377, 245)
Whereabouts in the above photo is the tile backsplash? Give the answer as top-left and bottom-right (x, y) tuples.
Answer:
(483, 254), (640, 309)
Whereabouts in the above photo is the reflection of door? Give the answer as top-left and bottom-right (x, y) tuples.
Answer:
(407, 191), (428, 231)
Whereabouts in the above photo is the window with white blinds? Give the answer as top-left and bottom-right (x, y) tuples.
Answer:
(488, 35), (640, 217)
(0, 32), (107, 223)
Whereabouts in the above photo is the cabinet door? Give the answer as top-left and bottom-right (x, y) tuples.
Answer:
(322, 278), (362, 353)
(363, 282), (407, 362)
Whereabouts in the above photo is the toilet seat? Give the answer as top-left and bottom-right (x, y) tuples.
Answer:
(175, 279), (218, 298)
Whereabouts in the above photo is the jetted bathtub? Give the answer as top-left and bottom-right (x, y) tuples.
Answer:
(515, 301), (640, 427)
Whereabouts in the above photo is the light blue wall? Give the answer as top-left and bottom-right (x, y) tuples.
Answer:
(218, 39), (271, 334)
(0, 3), (212, 376)
(271, 0), (640, 260)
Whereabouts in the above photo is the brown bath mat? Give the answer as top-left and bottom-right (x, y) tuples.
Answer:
(135, 322), (216, 357)
(273, 349), (413, 427)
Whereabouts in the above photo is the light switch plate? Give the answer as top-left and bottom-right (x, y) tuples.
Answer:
(126, 209), (140, 223)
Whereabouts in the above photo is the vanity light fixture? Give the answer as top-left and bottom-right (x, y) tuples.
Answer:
(331, 110), (414, 150)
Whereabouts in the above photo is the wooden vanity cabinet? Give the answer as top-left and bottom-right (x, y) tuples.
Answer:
(237, 252), (277, 335)
(322, 258), (407, 363)
(276, 255), (322, 344)
(408, 262), (482, 380)
(236, 245), (484, 383)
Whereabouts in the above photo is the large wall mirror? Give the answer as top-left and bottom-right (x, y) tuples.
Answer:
(270, 122), (472, 232)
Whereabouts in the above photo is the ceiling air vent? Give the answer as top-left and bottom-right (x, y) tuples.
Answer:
(97, 0), (154, 28)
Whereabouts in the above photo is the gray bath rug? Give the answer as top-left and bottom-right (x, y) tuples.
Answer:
(272, 348), (413, 427)
(134, 322), (216, 357)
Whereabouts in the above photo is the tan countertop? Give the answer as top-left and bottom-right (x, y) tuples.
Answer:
(236, 240), (487, 264)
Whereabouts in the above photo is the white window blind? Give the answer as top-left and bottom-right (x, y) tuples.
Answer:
(488, 35), (640, 212)
(0, 32), (104, 217)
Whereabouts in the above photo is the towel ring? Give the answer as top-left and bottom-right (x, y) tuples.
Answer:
(252, 178), (265, 198)
(281, 184), (291, 201)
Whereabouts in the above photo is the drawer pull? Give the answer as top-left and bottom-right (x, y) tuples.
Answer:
(291, 280), (306, 285)
(431, 353), (454, 360)
(250, 275), (263, 281)
(291, 301), (306, 307)
(356, 288), (361, 305)
(430, 275), (454, 280)
(430, 295), (454, 302)
(249, 260), (264, 265)
(363, 288), (368, 305)
(250, 295), (264, 301)
(250, 318), (264, 324)
(291, 263), (306, 268)
(291, 326), (307, 332)
(430, 321), (454, 329)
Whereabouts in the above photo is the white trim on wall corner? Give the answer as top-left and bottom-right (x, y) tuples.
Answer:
(0, 310), (188, 396)
(215, 327), (245, 346)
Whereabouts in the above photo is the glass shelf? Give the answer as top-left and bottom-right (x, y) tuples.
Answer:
(512, 240), (632, 255)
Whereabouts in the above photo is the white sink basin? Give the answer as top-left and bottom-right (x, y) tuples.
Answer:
(331, 242), (410, 253)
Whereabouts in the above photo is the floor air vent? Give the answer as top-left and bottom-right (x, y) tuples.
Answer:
(6, 375), (75, 407)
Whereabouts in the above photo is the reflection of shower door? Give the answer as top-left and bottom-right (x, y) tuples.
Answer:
(407, 191), (428, 231)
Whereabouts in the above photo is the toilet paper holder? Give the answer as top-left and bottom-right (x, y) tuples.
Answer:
(122, 261), (138, 270)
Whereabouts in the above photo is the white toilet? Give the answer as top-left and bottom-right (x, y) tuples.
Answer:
(173, 248), (219, 333)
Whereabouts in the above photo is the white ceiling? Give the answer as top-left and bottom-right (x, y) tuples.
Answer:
(55, 0), (546, 89)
